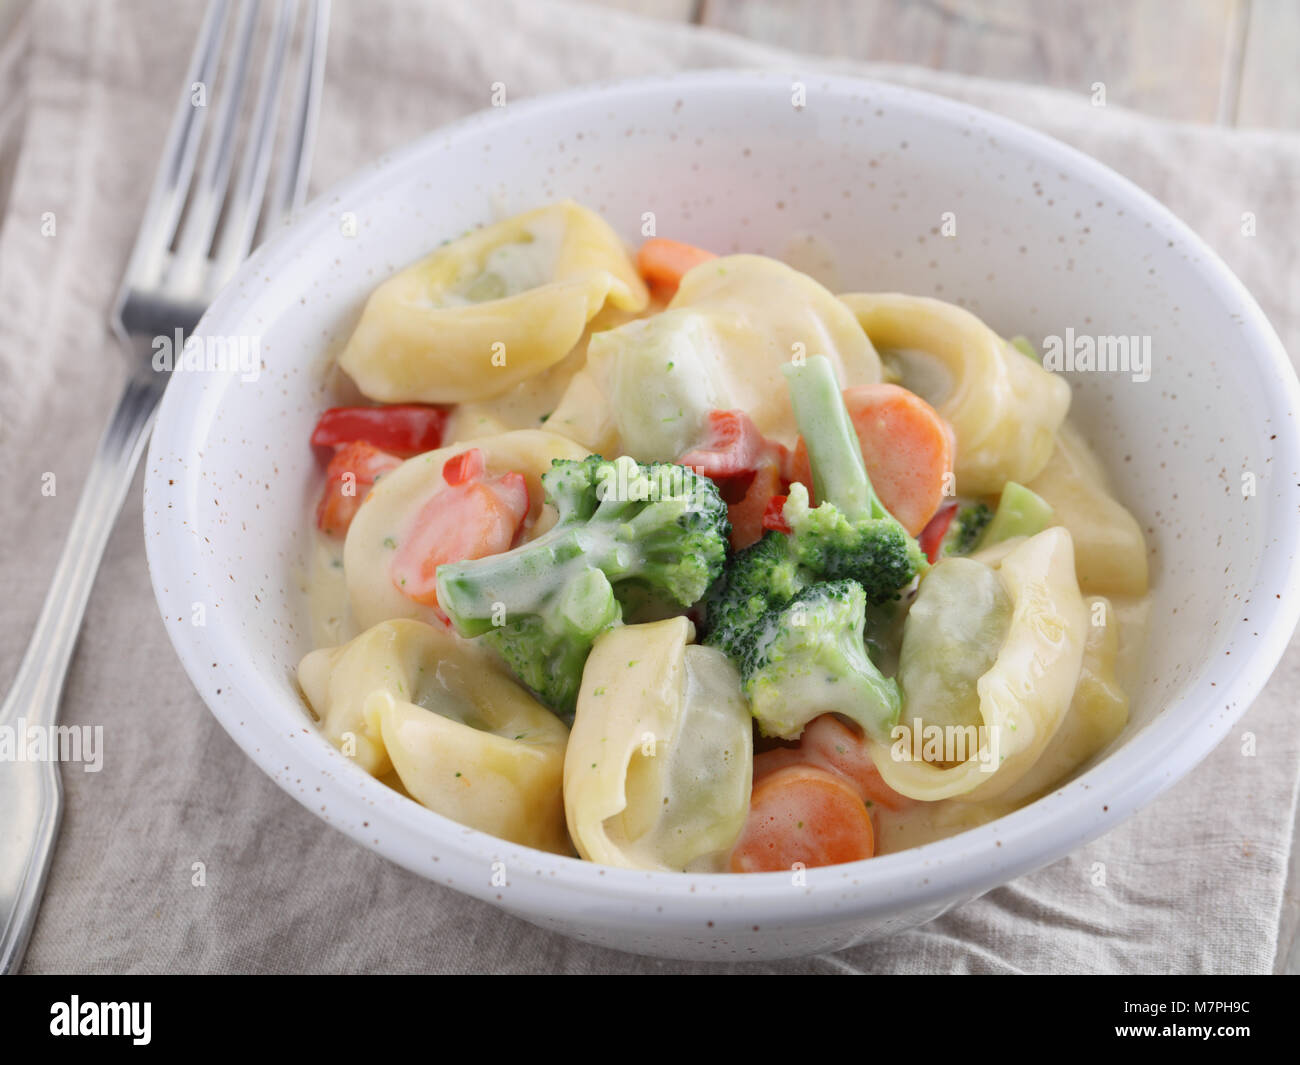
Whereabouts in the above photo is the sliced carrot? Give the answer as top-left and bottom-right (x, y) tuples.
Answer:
(390, 471), (529, 606)
(636, 237), (716, 299)
(315, 442), (403, 537)
(752, 746), (806, 784)
(842, 384), (953, 537)
(730, 765), (875, 873)
(799, 715), (911, 812)
(753, 715), (911, 812)
(726, 462), (783, 551)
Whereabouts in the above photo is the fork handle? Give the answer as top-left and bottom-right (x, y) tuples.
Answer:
(1, 360), (167, 733)
(0, 358), (165, 974)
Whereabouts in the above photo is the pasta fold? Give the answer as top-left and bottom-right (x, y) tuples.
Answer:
(563, 617), (753, 871)
(1027, 422), (1149, 596)
(299, 619), (570, 854)
(840, 293), (1070, 494)
(549, 254), (882, 457)
(871, 528), (1087, 802)
(338, 201), (648, 404)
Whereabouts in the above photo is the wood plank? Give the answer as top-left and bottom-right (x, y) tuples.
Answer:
(699, 0), (1238, 124)
(1236, 0), (1300, 130)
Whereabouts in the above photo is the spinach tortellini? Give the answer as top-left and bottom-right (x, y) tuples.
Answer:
(841, 293), (1070, 495)
(338, 201), (648, 404)
(563, 617), (753, 871)
(549, 255), (883, 458)
(299, 619), (570, 854)
(872, 528), (1088, 802)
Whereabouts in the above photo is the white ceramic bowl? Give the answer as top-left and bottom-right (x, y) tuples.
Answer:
(144, 71), (1300, 961)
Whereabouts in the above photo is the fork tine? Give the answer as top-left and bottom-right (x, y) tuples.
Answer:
(266, 0), (330, 226)
(210, 0), (297, 288)
(118, 0), (231, 294)
(168, 0), (259, 293)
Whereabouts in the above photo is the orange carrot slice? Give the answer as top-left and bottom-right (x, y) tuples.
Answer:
(842, 383), (953, 537)
(390, 471), (529, 606)
(730, 765), (875, 873)
(636, 237), (716, 299)
(799, 715), (911, 812)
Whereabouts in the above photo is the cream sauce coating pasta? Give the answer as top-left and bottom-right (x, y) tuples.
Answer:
(870, 528), (1088, 803)
(299, 203), (1155, 869)
(299, 619), (570, 853)
(338, 201), (648, 404)
(841, 292), (1070, 495)
(563, 617), (753, 871)
(549, 255), (883, 456)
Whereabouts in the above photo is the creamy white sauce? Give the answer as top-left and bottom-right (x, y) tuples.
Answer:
(303, 235), (1151, 865)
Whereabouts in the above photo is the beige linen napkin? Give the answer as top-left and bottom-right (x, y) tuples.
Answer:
(2, 0), (1297, 974)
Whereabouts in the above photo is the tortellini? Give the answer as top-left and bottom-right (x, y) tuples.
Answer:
(871, 528), (1087, 802)
(344, 430), (589, 630)
(338, 201), (648, 404)
(897, 557), (1012, 732)
(548, 254), (883, 457)
(299, 619), (571, 854)
(563, 617), (753, 871)
(841, 293), (1070, 495)
(1027, 421), (1149, 596)
(995, 596), (1129, 805)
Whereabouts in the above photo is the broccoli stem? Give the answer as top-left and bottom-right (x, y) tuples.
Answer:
(782, 355), (881, 523)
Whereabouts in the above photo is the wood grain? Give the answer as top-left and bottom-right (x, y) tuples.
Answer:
(1236, 0), (1300, 129)
(697, 0), (1241, 123)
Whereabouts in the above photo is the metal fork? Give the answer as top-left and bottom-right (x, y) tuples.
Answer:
(0, 0), (330, 974)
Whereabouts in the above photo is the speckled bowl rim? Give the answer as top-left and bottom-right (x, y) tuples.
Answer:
(145, 70), (1300, 934)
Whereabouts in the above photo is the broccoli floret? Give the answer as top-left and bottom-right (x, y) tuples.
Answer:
(702, 531), (803, 663)
(782, 483), (926, 605)
(941, 502), (993, 557)
(436, 454), (729, 716)
(745, 581), (901, 742)
(704, 355), (925, 638)
(781, 355), (927, 602)
(703, 356), (926, 738)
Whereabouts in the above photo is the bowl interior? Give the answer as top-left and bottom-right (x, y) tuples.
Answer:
(146, 72), (1299, 931)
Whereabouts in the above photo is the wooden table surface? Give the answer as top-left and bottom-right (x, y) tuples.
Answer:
(586, 0), (1300, 130)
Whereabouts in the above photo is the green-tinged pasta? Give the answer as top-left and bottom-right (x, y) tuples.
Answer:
(549, 254), (882, 458)
(897, 557), (1013, 732)
(870, 527), (1088, 802)
(840, 293), (1070, 495)
(563, 618), (753, 871)
(338, 201), (648, 404)
(299, 619), (571, 854)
